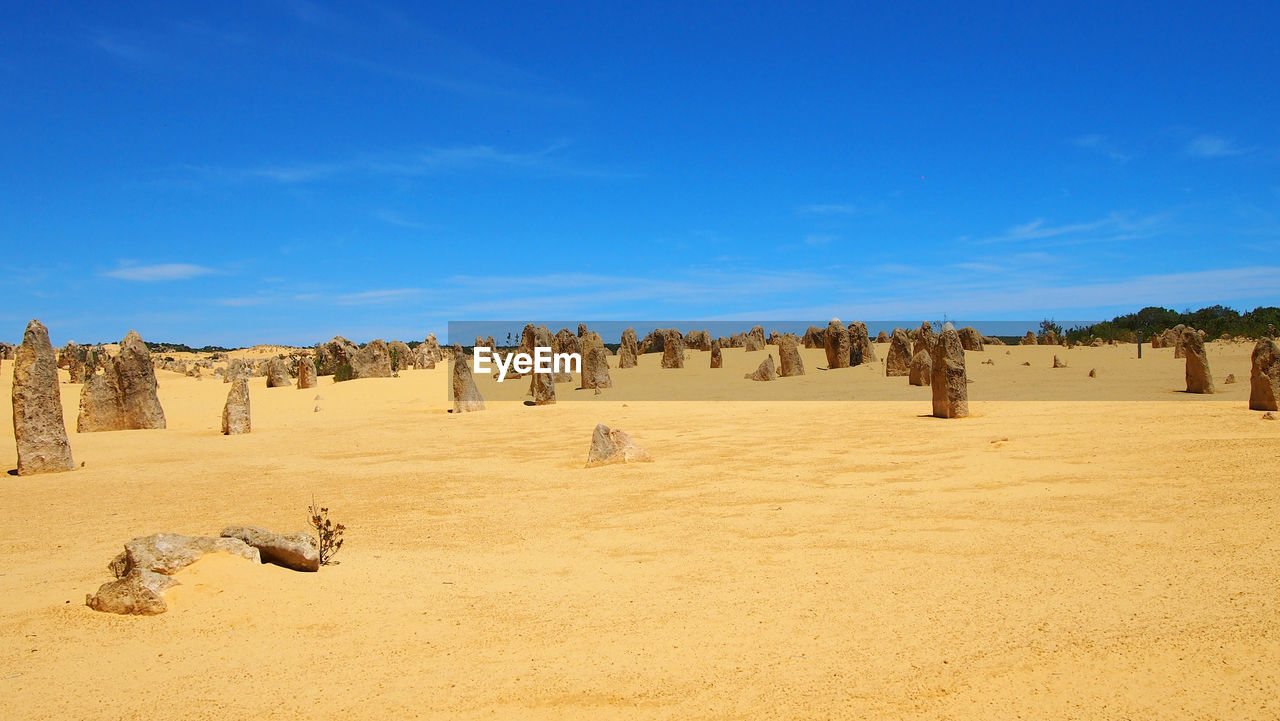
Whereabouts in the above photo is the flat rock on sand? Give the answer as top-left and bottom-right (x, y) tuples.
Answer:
(221, 526), (320, 572)
(585, 424), (653, 467)
(108, 533), (260, 577)
(86, 569), (180, 616)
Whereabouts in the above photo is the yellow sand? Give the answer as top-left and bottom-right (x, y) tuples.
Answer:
(1, 342), (1276, 720)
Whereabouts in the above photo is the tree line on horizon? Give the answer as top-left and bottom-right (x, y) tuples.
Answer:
(1061, 305), (1280, 344)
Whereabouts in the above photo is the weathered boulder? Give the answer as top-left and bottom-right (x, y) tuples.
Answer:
(1249, 338), (1280, 411)
(661, 329), (685, 369)
(223, 358), (249, 383)
(848, 322), (876, 365)
(777, 337), (804, 377)
(297, 357), (318, 389)
(1172, 324), (1188, 358)
(875, 330), (890, 343)
(957, 326), (984, 352)
(684, 329), (712, 352)
(222, 378), (250, 434)
(1053, 355), (1067, 368)
(1040, 329), (1060, 346)
(909, 349), (932, 386)
(220, 526), (319, 572)
(617, 328), (639, 368)
(265, 358), (292, 387)
(420, 334), (444, 363)
(1183, 329), (1214, 394)
(388, 340), (413, 371)
(585, 424), (653, 468)
(744, 326), (766, 352)
(744, 354), (778, 381)
(115, 330), (166, 429)
(61, 341), (88, 383)
(77, 373), (123, 433)
(802, 325), (826, 349)
(710, 339), (723, 368)
(528, 326), (557, 405)
(12, 320), (75, 474)
(451, 345), (485, 412)
(86, 569), (179, 616)
(1020, 331), (1037, 346)
(913, 322), (937, 357)
(316, 336), (358, 376)
(581, 332), (612, 390)
(824, 319), (851, 369)
(108, 533), (260, 578)
(930, 324), (968, 418)
(886, 328), (911, 376)
(352, 340), (392, 379)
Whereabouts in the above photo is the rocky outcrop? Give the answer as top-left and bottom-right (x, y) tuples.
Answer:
(222, 378), (250, 434)
(585, 424), (653, 468)
(930, 324), (968, 418)
(114, 330), (166, 429)
(1250, 338), (1280, 411)
(684, 329), (712, 352)
(77, 373), (124, 433)
(1052, 355), (1067, 368)
(108, 533), (260, 578)
(1172, 325), (1189, 358)
(12, 320), (75, 475)
(351, 340), (392, 379)
(388, 340), (413, 371)
(744, 326), (766, 352)
(913, 322), (936, 357)
(802, 326), (826, 349)
(777, 337), (804, 377)
(297, 357), (318, 389)
(618, 328), (639, 368)
(265, 358), (292, 387)
(886, 328), (911, 376)
(710, 339), (723, 368)
(1182, 329), (1214, 394)
(86, 569), (179, 616)
(957, 326), (984, 352)
(581, 332), (612, 390)
(316, 336), (359, 376)
(420, 334), (444, 363)
(220, 526), (319, 572)
(661, 329), (685, 369)
(451, 345), (485, 412)
(1020, 331), (1037, 346)
(848, 322), (876, 365)
(824, 319), (851, 369)
(744, 354), (777, 381)
(909, 349), (932, 386)
(875, 330), (890, 343)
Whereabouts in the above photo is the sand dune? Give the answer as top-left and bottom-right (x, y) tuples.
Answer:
(1, 342), (1277, 719)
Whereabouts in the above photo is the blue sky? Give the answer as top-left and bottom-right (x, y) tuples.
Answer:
(2, 1), (1278, 346)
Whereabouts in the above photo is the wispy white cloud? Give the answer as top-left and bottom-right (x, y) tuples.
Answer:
(90, 33), (155, 65)
(193, 141), (636, 184)
(1071, 134), (1130, 162)
(335, 288), (422, 305)
(975, 212), (1167, 246)
(798, 203), (858, 215)
(373, 210), (432, 230)
(1186, 134), (1252, 158)
(102, 263), (216, 281)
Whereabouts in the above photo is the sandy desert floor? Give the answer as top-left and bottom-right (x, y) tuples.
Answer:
(1, 341), (1277, 720)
